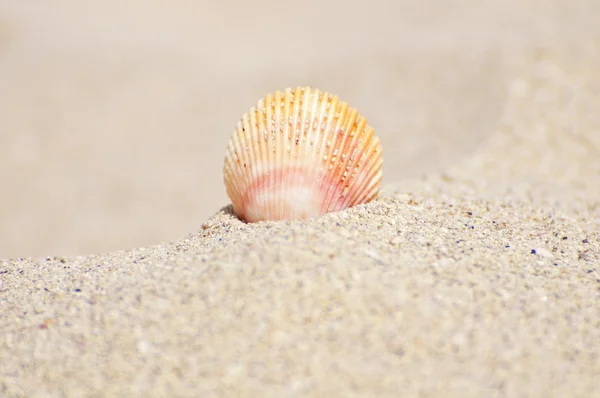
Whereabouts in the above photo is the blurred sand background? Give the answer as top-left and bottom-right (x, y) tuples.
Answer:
(1, 1), (600, 397)
(1, 0), (595, 258)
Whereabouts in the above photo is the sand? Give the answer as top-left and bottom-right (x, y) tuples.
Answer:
(1, 1), (600, 397)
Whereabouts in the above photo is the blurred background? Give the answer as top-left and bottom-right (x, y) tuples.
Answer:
(0, 0), (596, 257)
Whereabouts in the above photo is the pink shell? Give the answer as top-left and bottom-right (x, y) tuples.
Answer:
(223, 87), (383, 222)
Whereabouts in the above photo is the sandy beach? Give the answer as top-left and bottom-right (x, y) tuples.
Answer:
(1, 1), (599, 397)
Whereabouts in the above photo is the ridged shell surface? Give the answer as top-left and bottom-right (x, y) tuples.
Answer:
(224, 86), (382, 222)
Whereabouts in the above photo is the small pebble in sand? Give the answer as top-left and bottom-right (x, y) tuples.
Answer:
(531, 247), (554, 258)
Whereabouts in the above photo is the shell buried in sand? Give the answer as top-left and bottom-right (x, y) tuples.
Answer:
(224, 87), (383, 222)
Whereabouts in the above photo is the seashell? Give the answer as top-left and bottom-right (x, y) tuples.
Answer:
(223, 86), (383, 222)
